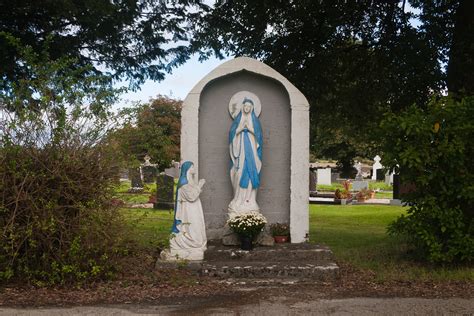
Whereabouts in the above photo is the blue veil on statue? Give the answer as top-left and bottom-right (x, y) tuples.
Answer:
(228, 98), (263, 189)
(171, 161), (193, 234)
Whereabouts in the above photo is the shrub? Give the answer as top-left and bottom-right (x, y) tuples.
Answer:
(0, 37), (128, 284)
(0, 144), (126, 284)
(381, 96), (474, 263)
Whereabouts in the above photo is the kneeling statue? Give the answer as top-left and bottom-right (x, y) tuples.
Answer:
(161, 161), (207, 261)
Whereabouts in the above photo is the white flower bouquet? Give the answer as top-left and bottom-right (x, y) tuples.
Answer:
(227, 211), (267, 238)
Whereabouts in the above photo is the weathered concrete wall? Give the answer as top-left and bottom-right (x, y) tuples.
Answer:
(181, 57), (309, 243)
(199, 71), (291, 236)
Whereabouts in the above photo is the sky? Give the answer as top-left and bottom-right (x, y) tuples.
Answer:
(116, 54), (231, 109)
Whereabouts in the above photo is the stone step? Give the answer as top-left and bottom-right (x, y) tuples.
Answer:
(201, 262), (339, 280)
(204, 243), (335, 263)
(157, 242), (340, 281)
(200, 242), (339, 280)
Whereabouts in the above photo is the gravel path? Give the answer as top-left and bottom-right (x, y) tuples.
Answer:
(1, 297), (473, 315)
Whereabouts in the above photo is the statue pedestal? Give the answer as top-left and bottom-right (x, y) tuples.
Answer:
(160, 248), (204, 261)
(353, 180), (369, 191)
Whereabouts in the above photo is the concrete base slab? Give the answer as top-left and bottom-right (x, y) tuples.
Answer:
(155, 242), (339, 281)
(202, 242), (338, 280)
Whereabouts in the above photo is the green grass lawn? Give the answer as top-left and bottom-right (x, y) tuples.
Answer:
(374, 191), (392, 199)
(115, 193), (151, 204)
(114, 180), (157, 194)
(368, 181), (392, 191)
(120, 205), (473, 283)
(310, 204), (473, 282)
(121, 208), (173, 249)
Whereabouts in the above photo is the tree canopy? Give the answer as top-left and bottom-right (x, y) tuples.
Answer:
(0, 0), (207, 97)
(191, 0), (471, 166)
(110, 96), (181, 169)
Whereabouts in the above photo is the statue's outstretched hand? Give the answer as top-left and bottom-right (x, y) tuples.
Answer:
(199, 179), (206, 188)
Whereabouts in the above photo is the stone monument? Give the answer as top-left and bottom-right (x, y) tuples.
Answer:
(317, 168), (331, 185)
(371, 155), (383, 180)
(154, 173), (174, 209)
(352, 161), (369, 191)
(129, 167), (143, 189)
(181, 57), (309, 243)
(141, 155), (157, 183)
(309, 168), (317, 194)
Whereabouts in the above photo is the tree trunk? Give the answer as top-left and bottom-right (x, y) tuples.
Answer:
(447, 0), (474, 96)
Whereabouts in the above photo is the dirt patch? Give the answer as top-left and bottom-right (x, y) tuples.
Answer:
(0, 253), (472, 307)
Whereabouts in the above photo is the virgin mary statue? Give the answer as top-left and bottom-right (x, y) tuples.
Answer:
(164, 161), (207, 261)
(228, 97), (263, 216)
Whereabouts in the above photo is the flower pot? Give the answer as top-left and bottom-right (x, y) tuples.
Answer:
(274, 235), (288, 243)
(240, 235), (253, 250)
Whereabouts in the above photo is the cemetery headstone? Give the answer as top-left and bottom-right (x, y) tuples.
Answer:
(371, 155), (383, 180)
(141, 154), (157, 184)
(180, 57), (309, 243)
(142, 166), (157, 183)
(393, 173), (416, 200)
(164, 160), (181, 178)
(376, 169), (385, 181)
(154, 173), (174, 209)
(309, 169), (317, 193)
(129, 167), (143, 189)
(353, 180), (369, 191)
(317, 168), (331, 185)
(119, 169), (129, 180)
(393, 174), (400, 199)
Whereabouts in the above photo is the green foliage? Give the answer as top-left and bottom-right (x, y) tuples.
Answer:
(192, 0), (447, 166)
(0, 40), (127, 284)
(110, 96), (181, 169)
(0, 1), (207, 93)
(381, 96), (474, 263)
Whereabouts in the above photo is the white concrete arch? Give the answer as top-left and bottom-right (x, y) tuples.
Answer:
(181, 57), (309, 243)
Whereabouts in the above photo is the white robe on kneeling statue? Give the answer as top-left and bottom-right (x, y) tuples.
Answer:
(169, 182), (207, 260)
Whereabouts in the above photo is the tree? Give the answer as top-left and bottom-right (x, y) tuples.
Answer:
(110, 96), (181, 169)
(0, 0), (207, 108)
(189, 0), (450, 167)
(381, 96), (474, 263)
(411, 0), (474, 96)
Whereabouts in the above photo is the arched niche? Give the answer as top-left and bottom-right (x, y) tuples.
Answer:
(181, 57), (309, 243)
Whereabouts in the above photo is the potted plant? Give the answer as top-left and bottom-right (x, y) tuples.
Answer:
(227, 211), (267, 250)
(335, 180), (352, 204)
(356, 188), (373, 202)
(270, 223), (290, 243)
